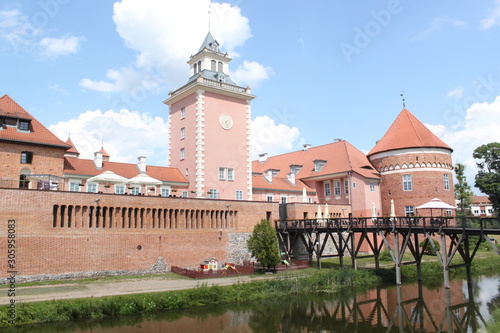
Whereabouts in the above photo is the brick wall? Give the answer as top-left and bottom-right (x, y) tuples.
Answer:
(0, 142), (66, 187)
(370, 150), (455, 216)
(0, 188), (278, 280)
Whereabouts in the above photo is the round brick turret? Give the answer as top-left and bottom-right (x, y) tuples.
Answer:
(367, 109), (455, 217)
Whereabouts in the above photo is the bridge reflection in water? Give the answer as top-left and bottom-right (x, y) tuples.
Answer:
(288, 279), (487, 333)
(276, 216), (500, 287)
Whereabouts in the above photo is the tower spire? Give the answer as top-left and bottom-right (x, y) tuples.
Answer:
(208, 2), (212, 32)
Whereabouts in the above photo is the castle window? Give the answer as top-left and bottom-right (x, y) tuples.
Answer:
(266, 194), (274, 202)
(209, 188), (219, 199)
(402, 174), (412, 191)
(182, 191), (188, 198)
(281, 195), (287, 204)
(115, 184), (125, 194)
(181, 107), (186, 119)
(218, 61), (223, 72)
(21, 151), (33, 164)
(161, 187), (170, 197)
(370, 182), (375, 192)
(334, 181), (341, 196)
(443, 174), (450, 190)
(405, 206), (414, 216)
(236, 190), (243, 200)
(181, 127), (185, 140)
(227, 168), (234, 181)
(324, 182), (331, 197)
(19, 174), (29, 189)
(69, 182), (80, 192)
(130, 186), (140, 195)
(87, 183), (98, 193)
(219, 167), (226, 180)
(193, 63), (197, 74)
(211, 60), (216, 71)
(344, 179), (349, 195)
(180, 148), (185, 160)
(198, 61), (201, 71)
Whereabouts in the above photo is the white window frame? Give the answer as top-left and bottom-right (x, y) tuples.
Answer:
(161, 187), (171, 197)
(219, 167), (226, 180)
(344, 179), (349, 195)
(69, 182), (80, 192)
(209, 188), (219, 199)
(324, 182), (331, 197)
(87, 182), (98, 193)
(130, 186), (140, 195)
(369, 182), (375, 192)
(180, 127), (185, 140)
(236, 190), (243, 200)
(227, 168), (234, 181)
(115, 184), (125, 195)
(405, 206), (414, 216)
(334, 181), (341, 196)
(280, 195), (287, 204)
(266, 194), (274, 202)
(444, 174), (450, 190)
(182, 191), (188, 198)
(180, 107), (186, 119)
(180, 148), (185, 160)
(403, 174), (412, 191)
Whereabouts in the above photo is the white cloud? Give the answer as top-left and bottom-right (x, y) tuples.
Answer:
(481, 0), (500, 29)
(82, 0), (270, 96)
(49, 109), (169, 166)
(40, 35), (84, 57)
(411, 16), (466, 41)
(80, 67), (157, 94)
(447, 86), (464, 98)
(0, 9), (41, 52)
(251, 115), (301, 159)
(231, 61), (274, 88)
(426, 96), (500, 193)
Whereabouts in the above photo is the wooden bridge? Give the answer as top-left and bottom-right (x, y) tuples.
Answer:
(275, 216), (500, 288)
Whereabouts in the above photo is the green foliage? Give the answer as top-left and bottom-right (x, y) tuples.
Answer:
(378, 249), (393, 262)
(247, 219), (281, 270)
(419, 239), (441, 255)
(487, 308), (500, 333)
(473, 142), (500, 213)
(454, 163), (474, 215)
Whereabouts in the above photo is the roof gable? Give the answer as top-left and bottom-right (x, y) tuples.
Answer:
(0, 95), (70, 149)
(368, 108), (452, 156)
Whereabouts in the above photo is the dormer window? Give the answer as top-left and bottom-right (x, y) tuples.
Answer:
(314, 159), (326, 172)
(290, 164), (303, 175)
(18, 120), (30, 131)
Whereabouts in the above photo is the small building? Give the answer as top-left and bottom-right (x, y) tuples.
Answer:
(200, 258), (220, 271)
(471, 196), (494, 217)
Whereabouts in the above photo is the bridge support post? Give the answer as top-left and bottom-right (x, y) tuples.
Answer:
(395, 231), (401, 285)
(441, 233), (450, 289)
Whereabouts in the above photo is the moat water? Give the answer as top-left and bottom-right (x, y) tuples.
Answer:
(8, 275), (500, 333)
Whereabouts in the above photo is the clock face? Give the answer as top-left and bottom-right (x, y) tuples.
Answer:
(219, 113), (233, 130)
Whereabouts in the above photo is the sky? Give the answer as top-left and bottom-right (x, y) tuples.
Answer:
(1, 0), (500, 193)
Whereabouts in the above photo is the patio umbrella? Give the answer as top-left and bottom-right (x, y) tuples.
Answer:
(86, 170), (128, 193)
(324, 204), (329, 218)
(302, 187), (308, 203)
(316, 205), (322, 219)
(390, 199), (396, 219)
(416, 198), (456, 217)
(371, 202), (377, 219)
(126, 173), (162, 194)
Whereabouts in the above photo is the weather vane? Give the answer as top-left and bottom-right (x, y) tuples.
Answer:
(208, 2), (212, 32)
(400, 91), (406, 108)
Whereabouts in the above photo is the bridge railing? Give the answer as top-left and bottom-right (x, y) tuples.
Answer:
(276, 216), (499, 231)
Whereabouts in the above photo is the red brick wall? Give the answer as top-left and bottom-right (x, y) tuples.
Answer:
(0, 188), (278, 278)
(0, 142), (66, 187)
(370, 150), (455, 216)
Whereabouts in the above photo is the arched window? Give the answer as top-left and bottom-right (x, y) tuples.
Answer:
(218, 61), (223, 72)
(198, 61), (201, 72)
(193, 63), (197, 74)
(211, 60), (216, 71)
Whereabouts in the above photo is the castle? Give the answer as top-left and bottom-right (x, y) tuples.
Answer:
(0, 33), (455, 281)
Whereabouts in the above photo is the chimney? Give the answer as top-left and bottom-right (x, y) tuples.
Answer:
(137, 156), (147, 173)
(258, 153), (268, 163)
(333, 138), (342, 142)
(93, 151), (103, 169)
(302, 144), (311, 151)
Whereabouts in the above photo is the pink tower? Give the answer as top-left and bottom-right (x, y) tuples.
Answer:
(164, 33), (255, 200)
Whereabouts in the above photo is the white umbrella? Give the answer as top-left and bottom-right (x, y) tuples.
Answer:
(416, 198), (456, 217)
(316, 205), (322, 219)
(371, 202), (377, 219)
(390, 199), (396, 218)
(302, 187), (308, 203)
(126, 173), (162, 194)
(324, 204), (330, 218)
(86, 170), (128, 193)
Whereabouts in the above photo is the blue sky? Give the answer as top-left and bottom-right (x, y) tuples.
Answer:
(1, 0), (500, 191)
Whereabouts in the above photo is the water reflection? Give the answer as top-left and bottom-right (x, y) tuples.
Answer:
(7, 276), (500, 333)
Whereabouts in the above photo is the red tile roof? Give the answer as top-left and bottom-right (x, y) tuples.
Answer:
(98, 147), (110, 157)
(252, 176), (315, 193)
(471, 195), (491, 204)
(252, 140), (380, 180)
(65, 137), (80, 155)
(0, 95), (70, 149)
(368, 108), (452, 156)
(64, 158), (188, 185)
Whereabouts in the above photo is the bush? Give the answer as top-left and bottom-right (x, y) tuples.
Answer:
(378, 249), (393, 262)
(419, 239), (440, 255)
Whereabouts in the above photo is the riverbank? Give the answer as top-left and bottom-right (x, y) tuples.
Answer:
(1, 253), (500, 328)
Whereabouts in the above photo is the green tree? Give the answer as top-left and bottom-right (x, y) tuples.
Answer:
(454, 163), (473, 216)
(473, 142), (500, 213)
(247, 219), (281, 271)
